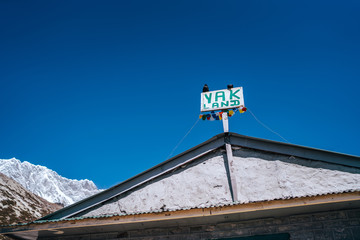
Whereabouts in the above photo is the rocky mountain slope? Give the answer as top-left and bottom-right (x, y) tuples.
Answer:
(0, 158), (101, 206)
(0, 172), (62, 239)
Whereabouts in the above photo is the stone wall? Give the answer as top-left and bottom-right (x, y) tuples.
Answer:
(39, 208), (360, 240)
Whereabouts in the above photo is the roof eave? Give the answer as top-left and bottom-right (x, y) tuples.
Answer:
(3, 192), (360, 240)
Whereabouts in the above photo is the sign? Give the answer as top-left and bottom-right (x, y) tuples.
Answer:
(201, 87), (244, 112)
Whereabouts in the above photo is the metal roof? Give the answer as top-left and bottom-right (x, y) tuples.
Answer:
(2, 189), (359, 229)
(2, 191), (360, 240)
(228, 132), (360, 167)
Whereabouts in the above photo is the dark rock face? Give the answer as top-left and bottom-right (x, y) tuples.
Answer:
(0, 173), (62, 240)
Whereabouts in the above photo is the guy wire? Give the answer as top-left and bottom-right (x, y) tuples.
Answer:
(167, 118), (200, 159)
(247, 108), (290, 143)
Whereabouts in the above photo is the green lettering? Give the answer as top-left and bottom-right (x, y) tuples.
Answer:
(204, 93), (212, 104)
(203, 104), (209, 110)
(230, 100), (240, 106)
(230, 89), (240, 100)
(212, 103), (219, 108)
(221, 101), (229, 107)
(215, 91), (225, 101)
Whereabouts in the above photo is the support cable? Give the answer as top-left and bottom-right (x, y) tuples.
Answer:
(166, 118), (200, 159)
(247, 108), (290, 143)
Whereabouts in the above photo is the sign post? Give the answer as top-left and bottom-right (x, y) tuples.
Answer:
(200, 85), (244, 202)
(222, 112), (229, 133)
(201, 86), (244, 133)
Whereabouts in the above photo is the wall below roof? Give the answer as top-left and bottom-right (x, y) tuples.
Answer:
(80, 147), (360, 218)
(37, 208), (360, 240)
(82, 151), (232, 217)
(232, 148), (360, 203)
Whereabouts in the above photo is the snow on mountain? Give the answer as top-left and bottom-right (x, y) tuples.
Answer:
(0, 158), (102, 206)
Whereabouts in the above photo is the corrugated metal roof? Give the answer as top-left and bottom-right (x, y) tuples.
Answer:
(2, 189), (358, 228)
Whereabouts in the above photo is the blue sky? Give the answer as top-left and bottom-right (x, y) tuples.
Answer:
(1, 1), (359, 189)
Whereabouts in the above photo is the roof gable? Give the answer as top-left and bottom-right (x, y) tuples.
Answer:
(81, 151), (232, 217)
(41, 133), (360, 220)
(232, 147), (360, 203)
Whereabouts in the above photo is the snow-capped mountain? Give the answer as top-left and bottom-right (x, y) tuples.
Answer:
(0, 158), (101, 206)
(0, 172), (62, 226)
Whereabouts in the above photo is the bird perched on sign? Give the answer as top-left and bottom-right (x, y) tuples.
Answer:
(203, 84), (209, 92)
(227, 84), (233, 90)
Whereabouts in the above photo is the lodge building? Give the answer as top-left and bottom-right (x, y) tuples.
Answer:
(1, 132), (360, 239)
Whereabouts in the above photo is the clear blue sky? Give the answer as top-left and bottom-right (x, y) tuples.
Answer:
(1, 1), (359, 189)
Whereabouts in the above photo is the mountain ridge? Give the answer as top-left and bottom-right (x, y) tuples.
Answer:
(0, 158), (102, 206)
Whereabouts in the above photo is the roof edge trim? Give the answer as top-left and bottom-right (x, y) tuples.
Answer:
(228, 133), (360, 168)
(3, 191), (360, 235)
(41, 134), (226, 220)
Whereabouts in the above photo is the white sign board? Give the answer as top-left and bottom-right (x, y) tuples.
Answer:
(201, 87), (244, 112)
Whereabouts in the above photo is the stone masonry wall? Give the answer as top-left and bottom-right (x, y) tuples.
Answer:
(40, 208), (360, 240)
